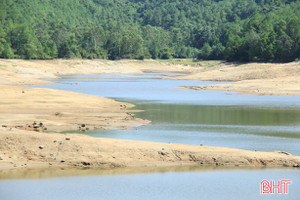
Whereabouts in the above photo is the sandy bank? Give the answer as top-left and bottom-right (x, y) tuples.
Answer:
(1, 128), (299, 170)
(174, 62), (300, 95)
(0, 59), (192, 86)
(0, 85), (149, 132)
(0, 59), (143, 85)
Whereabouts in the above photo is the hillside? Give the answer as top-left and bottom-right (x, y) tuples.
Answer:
(0, 0), (300, 61)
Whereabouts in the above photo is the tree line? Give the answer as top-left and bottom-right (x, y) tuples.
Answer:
(0, 0), (299, 62)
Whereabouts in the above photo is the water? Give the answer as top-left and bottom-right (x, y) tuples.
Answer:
(0, 167), (299, 200)
(39, 73), (300, 155)
(41, 73), (300, 106)
(1, 73), (300, 200)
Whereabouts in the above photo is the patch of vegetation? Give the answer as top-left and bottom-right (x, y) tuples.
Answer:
(160, 59), (222, 67)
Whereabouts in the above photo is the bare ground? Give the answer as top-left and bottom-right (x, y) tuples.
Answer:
(175, 62), (300, 95)
(1, 128), (299, 170)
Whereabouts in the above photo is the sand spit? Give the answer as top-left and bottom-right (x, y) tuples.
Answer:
(1, 128), (299, 170)
(0, 85), (149, 132)
(175, 62), (300, 95)
(0, 59), (300, 171)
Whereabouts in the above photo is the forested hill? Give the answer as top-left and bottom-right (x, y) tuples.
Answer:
(0, 0), (300, 62)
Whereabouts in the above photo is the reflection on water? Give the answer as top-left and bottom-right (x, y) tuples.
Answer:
(0, 165), (253, 180)
(86, 102), (300, 155)
(0, 167), (299, 200)
(134, 103), (300, 126)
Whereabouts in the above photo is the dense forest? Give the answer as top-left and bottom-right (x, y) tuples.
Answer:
(0, 0), (300, 62)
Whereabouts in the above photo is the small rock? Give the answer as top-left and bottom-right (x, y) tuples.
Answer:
(0, 157), (2, 160)
(39, 122), (43, 127)
(39, 146), (44, 149)
(81, 124), (86, 128)
(65, 138), (71, 141)
(1, 125), (7, 128)
(200, 144), (204, 146)
(158, 151), (167, 156)
(280, 151), (291, 156)
(82, 161), (90, 166)
(293, 164), (299, 168)
(61, 160), (65, 163)
(40, 153), (46, 157)
(53, 140), (57, 143)
(120, 104), (127, 110)
(55, 112), (60, 116)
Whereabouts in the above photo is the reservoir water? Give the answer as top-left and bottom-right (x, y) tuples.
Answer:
(40, 73), (300, 154)
(1, 73), (299, 200)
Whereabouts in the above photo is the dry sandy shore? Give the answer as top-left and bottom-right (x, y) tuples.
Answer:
(176, 62), (300, 95)
(1, 128), (299, 170)
(0, 59), (300, 171)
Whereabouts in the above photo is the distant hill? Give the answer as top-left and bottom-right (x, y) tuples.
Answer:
(0, 0), (299, 62)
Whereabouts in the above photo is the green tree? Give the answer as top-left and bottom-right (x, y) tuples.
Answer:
(59, 33), (80, 58)
(198, 43), (212, 60)
(225, 34), (245, 61)
(10, 24), (42, 59)
(245, 30), (261, 61)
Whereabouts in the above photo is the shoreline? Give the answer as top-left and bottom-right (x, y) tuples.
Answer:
(0, 59), (300, 171)
(173, 62), (300, 95)
(1, 128), (299, 170)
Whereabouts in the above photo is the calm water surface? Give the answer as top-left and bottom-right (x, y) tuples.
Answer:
(0, 168), (299, 200)
(1, 73), (299, 200)
(41, 73), (300, 154)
